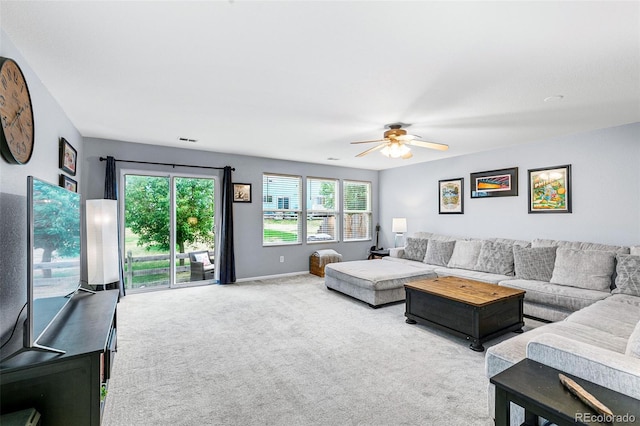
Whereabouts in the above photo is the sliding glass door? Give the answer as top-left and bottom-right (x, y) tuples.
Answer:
(173, 177), (215, 285)
(123, 173), (216, 291)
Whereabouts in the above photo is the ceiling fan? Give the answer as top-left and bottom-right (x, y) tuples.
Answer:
(351, 123), (448, 159)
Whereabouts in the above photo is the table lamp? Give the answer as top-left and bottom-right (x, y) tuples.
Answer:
(392, 217), (407, 247)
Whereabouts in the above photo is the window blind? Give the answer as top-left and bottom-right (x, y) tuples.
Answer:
(343, 180), (371, 241)
(263, 173), (302, 245)
(306, 177), (338, 242)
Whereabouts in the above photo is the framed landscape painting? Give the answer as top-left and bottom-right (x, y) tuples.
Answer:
(470, 167), (518, 198)
(528, 164), (572, 213)
(438, 178), (464, 214)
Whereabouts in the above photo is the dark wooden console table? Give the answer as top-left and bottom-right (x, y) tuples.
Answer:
(491, 358), (640, 426)
(0, 290), (119, 425)
(405, 276), (524, 351)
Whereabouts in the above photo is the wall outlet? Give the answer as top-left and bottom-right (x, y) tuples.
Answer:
(279, 256), (284, 263)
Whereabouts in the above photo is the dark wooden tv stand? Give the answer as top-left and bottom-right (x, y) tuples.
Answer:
(0, 290), (118, 425)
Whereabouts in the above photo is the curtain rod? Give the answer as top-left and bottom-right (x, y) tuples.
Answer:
(99, 157), (234, 171)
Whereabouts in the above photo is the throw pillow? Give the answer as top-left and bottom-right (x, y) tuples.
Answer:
(402, 237), (429, 262)
(423, 240), (456, 266)
(631, 246), (640, 256)
(195, 252), (211, 266)
(626, 320), (640, 358)
(550, 248), (615, 291)
(613, 254), (640, 297)
(447, 240), (483, 270)
(513, 246), (558, 282)
(474, 241), (515, 275)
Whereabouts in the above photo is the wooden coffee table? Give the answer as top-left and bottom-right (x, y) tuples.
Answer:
(404, 276), (525, 351)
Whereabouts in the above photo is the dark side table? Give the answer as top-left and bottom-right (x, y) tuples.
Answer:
(368, 249), (390, 259)
(490, 358), (640, 426)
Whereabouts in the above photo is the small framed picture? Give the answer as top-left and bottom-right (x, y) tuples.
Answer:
(60, 174), (78, 193)
(528, 164), (572, 213)
(59, 138), (77, 176)
(438, 178), (464, 214)
(470, 167), (518, 198)
(233, 183), (252, 203)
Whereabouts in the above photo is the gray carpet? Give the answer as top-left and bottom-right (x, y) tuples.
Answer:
(102, 274), (538, 426)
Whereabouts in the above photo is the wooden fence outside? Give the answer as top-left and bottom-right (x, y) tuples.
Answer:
(125, 251), (192, 289)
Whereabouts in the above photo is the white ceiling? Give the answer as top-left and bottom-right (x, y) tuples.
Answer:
(1, 1), (639, 170)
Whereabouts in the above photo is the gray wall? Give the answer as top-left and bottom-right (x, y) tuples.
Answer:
(82, 138), (379, 280)
(0, 30), (83, 344)
(379, 122), (640, 248)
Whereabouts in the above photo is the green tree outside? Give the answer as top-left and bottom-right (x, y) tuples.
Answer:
(125, 176), (215, 257)
(319, 182), (335, 209)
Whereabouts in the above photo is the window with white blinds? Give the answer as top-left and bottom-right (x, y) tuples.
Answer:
(343, 180), (371, 241)
(263, 173), (302, 245)
(306, 177), (338, 243)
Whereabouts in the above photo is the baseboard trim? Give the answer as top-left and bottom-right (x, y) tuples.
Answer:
(236, 271), (310, 283)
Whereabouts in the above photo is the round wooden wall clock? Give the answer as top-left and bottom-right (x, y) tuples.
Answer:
(0, 57), (35, 164)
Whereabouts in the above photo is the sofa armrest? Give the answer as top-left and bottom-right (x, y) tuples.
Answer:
(527, 333), (640, 399)
(389, 247), (404, 258)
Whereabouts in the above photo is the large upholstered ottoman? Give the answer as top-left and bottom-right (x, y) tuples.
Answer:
(324, 259), (437, 307)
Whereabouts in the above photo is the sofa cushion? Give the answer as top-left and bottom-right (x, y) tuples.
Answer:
(193, 252), (211, 265)
(608, 293), (640, 308)
(522, 301), (572, 322)
(423, 240), (456, 266)
(488, 237), (531, 248)
(550, 248), (615, 291)
(402, 237), (429, 262)
(499, 279), (609, 312)
(631, 246), (640, 256)
(626, 320), (640, 358)
(513, 245), (557, 282)
(613, 254), (640, 297)
(486, 320), (631, 378)
(565, 297), (640, 339)
(447, 240), (483, 270)
(474, 240), (514, 275)
(382, 256), (438, 272)
(532, 238), (630, 254)
(434, 267), (510, 284)
(324, 260), (436, 291)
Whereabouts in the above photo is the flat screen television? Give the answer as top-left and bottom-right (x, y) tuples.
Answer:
(26, 176), (86, 354)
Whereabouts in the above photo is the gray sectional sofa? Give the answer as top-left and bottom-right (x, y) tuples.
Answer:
(324, 231), (640, 423)
(378, 231), (640, 424)
(385, 232), (634, 322)
(486, 293), (640, 425)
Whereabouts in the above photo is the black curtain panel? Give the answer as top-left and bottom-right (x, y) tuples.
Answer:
(219, 166), (236, 284)
(104, 156), (126, 297)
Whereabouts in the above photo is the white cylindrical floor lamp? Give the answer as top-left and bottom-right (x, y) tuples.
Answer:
(392, 217), (407, 248)
(86, 199), (119, 289)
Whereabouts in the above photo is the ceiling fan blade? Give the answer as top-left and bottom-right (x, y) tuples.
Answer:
(356, 143), (386, 157)
(401, 151), (413, 159)
(396, 134), (422, 141)
(407, 140), (449, 151)
(350, 138), (388, 145)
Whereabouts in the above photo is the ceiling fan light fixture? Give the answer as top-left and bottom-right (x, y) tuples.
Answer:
(380, 143), (411, 159)
(351, 122), (447, 158)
